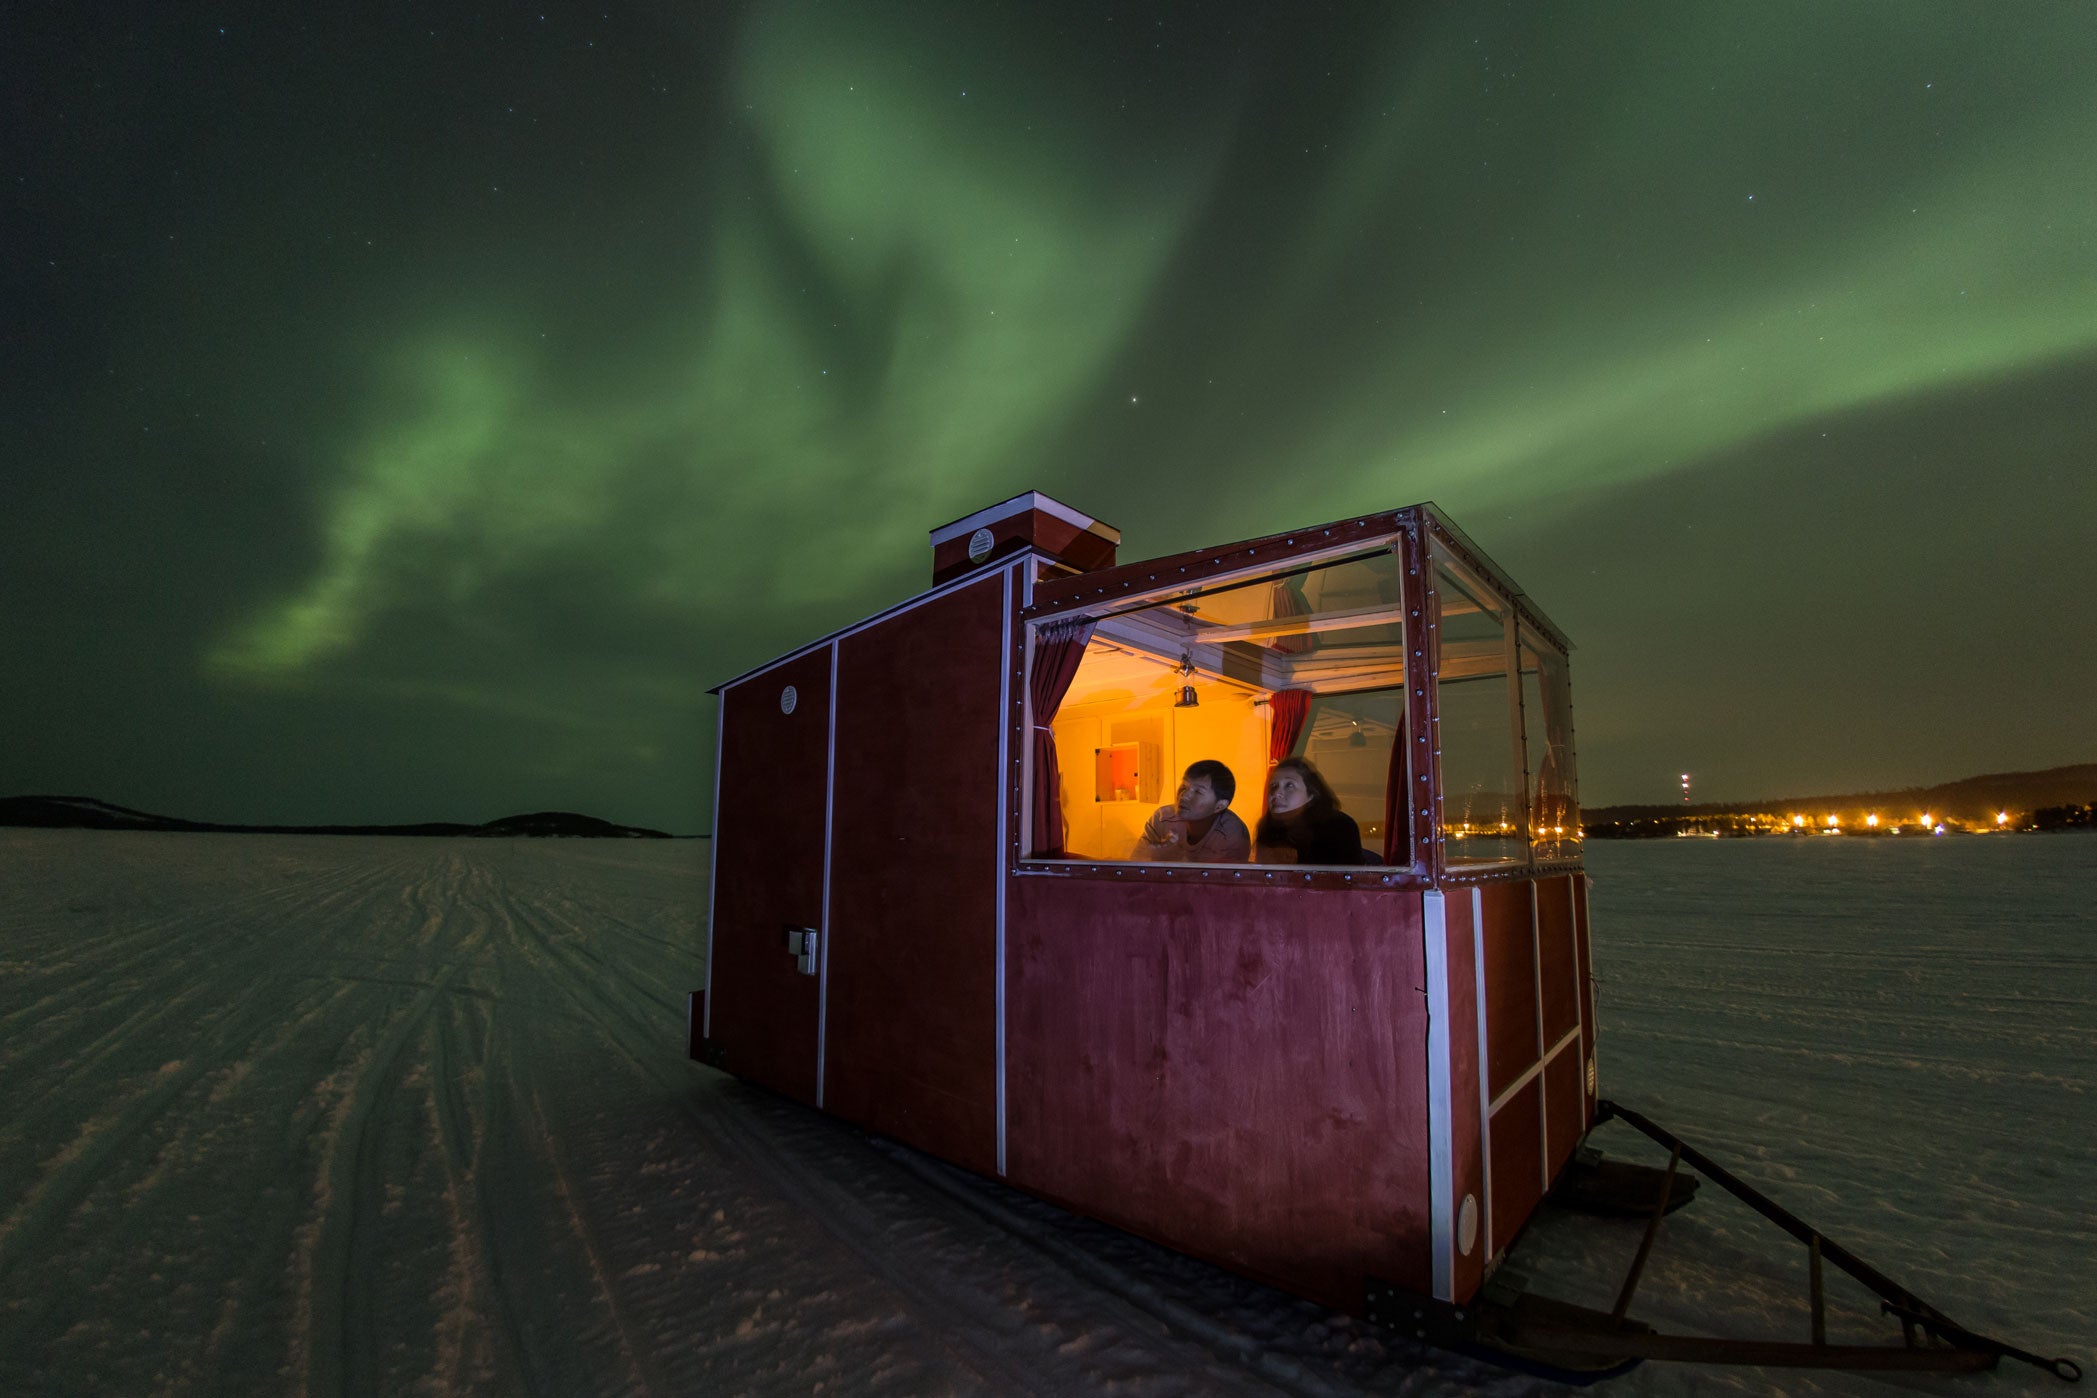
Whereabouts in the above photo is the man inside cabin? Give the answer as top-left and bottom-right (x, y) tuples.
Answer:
(1132, 760), (1251, 863)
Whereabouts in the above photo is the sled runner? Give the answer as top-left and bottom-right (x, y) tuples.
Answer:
(1370, 1102), (2078, 1383)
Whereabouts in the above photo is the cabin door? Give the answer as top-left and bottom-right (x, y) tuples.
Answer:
(707, 647), (832, 1106)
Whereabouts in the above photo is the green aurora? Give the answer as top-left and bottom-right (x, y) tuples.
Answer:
(5, 1), (2093, 831)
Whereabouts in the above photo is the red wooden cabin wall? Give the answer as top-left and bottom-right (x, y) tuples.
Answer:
(1481, 882), (1539, 1103)
(1439, 890), (1488, 1304)
(824, 574), (1009, 1177)
(704, 502), (1604, 1325)
(1470, 872), (1593, 1261)
(1575, 872), (1599, 1125)
(708, 647), (832, 1106)
(1005, 877), (1432, 1311)
(1489, 1078), (1544, 1259)
(1536, 877), (1586, 1178)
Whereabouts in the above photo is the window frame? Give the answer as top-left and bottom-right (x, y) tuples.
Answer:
(1016, 533), (1429, 884)
(1011, 506), (1581, 889)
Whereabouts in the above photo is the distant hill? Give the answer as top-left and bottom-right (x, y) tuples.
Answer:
(474, 811), (674, 839)
(0, 796), (674, 839)
(1586, 763), (2097, 829)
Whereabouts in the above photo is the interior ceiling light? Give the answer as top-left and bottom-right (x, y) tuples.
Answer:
(1174, 654), (1198, 706)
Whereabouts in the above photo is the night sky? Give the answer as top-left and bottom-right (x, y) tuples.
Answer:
(6, 2), (2093, 834)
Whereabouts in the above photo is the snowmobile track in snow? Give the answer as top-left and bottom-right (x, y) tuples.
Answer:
(10, 832), (2081, 1395)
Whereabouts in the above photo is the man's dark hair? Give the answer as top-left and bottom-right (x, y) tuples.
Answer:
(1183, 759), (1236, 804)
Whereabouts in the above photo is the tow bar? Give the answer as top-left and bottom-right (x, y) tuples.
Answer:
(1368, 1100), (2082, 1384)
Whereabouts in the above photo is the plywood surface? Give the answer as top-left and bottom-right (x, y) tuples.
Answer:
(710, 648), (832, 1105)
(1006, 878), (1431, 1310)
(824, 576), (1007, 1175)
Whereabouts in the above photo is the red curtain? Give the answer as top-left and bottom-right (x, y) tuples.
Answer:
(1267, 579), (1315, 655)
(1382, 714), (1411, 864)
(1028, 618), (1095, 857)
(1267, 688), (1311, 767)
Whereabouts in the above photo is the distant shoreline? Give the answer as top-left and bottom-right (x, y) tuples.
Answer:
(1583, 814), (2093, 840)
(0, 796), (683, 840)
(1584, 762), (2095, 838)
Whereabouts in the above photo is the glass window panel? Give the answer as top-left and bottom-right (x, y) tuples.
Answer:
(1043, 645), (1262, 862)
(1432, 554), (1525, 867)
(1432, 562), (1507, 690)
(1521, 639), (1580, 861)
(1438, 674), (1525, 864)
(1028, 547), (1412, 866)
(1108, 549), (1409, 685)
(1301, 689), (1406, 861)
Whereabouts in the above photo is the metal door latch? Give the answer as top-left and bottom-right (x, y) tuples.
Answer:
(783, 926), (820, 976)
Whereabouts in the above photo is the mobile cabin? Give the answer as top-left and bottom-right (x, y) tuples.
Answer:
(693, 492), (1592, 1314)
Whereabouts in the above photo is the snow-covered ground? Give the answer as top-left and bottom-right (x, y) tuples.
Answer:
(1534, 837), (2095, 1395)
(0, 830), (2088, 1395)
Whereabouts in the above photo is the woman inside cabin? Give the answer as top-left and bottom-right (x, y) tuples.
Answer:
(1254, 757), (1366, 865)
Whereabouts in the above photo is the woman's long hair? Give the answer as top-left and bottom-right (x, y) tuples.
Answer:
(1256, 757), (1342, 847)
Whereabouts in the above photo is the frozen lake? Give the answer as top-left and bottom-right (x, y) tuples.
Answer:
(1546, 836), (2096, 1395)
(0, 830), (2088, 1394)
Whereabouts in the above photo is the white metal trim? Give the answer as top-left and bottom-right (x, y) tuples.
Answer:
(1024, 534), (1402, 625)
(1530, 880), (1547, 1182)
(1569, 877), (1587, 1127)
(1423, 890), (1454, 1301)
(1487, 1024), (1582, 1116)
(1019, 612), (1037, 860)
(1008, 860), (1428, 879)
(1504, 607), (1530, 873)
(714, 561), (1028, 696)
(1473, 885), (1493, 1259)
(816, 641), (839, 1108)
(1582, 874), (1599, 1105)
(702, 692), (725, 1038)
(996, 567), (1013, 1176)
(929, 490), (1119, 546)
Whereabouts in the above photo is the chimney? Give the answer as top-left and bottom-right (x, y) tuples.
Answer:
(928, 492), (1120, 585)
